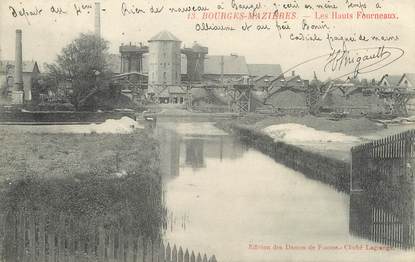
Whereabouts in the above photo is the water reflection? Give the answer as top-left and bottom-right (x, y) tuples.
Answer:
(157, 127), (181, 177)
(156, 120), (414, 262)
(185, 139), (205, 169)
(156, 121), (245, 178)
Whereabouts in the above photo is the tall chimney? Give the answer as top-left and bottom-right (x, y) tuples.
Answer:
(12, 29), (24, 104)
(94, 2), (101, 38)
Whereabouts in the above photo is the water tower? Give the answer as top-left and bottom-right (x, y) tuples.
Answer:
(147, 31), (182, 88)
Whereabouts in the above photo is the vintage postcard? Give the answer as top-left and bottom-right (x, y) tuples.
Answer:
(0, 0), (414, 261)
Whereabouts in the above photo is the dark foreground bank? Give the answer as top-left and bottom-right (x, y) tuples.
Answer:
(0, 130), (165, 261)
(222, 123), (350, 193)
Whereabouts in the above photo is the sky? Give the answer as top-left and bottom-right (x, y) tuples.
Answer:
(1, 0), (414, 80)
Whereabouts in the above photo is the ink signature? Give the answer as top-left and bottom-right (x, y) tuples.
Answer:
(324, 42), (404, 78)
(278, 43), (404, 81)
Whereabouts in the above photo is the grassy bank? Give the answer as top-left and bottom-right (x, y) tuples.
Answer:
(216, 115), (372, 192)
(0, 130), (163, 239)
(220, 114), (384, 136)
(228, 125), (350, 193)
(0, 130), (158, 180)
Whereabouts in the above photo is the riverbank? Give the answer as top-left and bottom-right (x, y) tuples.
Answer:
(226, 124), (350, 192)
(223, 114), (385, 136)
(215, 114), (410, 193)
(0, 129), (164, 260)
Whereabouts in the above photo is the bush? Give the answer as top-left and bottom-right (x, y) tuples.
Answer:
(0, 130), (164, 239)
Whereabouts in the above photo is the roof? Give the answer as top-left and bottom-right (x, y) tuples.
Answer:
(285, 75), (303, 83)
(247, 64), (282, 77)
(168, 86), (186, 94)
(0, 60), (40, 74)
(400, 73), (415, 86)
(191, 42), (208, 53)
(149, 31), (181, 42)
(204, 55), (249, 75)
(379, 74), (401, 86)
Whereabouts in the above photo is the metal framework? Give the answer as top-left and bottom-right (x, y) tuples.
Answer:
(378, 88), (415, 116)
(111, 72), (148, 102)
(228, 84), (252, 113)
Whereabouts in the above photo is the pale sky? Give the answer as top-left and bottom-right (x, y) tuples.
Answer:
(1, 0), (414, 80)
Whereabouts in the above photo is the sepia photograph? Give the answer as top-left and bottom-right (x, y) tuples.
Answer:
(0, 0), (414, 261)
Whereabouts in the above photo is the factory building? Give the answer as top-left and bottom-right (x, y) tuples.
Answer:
(119, 44), (148, 73)
(203, 55), (249, 82)
(148, 31), (182, 87)
(0, 60), (40, 103)
(114, 30), (285, 109)
(182, 42), (208, 82)
(0, 30), (38, 105)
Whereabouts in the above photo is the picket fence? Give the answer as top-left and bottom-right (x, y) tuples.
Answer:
(350, 129), (415, 249)
(0, 211), (217, 262)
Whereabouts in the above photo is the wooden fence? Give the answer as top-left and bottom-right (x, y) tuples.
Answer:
(350, 129), (415, 249)
(1, 211), (217, 262)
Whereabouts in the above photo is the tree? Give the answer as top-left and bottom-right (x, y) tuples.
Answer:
(46, 33), (112, 110)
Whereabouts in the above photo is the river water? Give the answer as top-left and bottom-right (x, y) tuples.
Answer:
(1, 119), (413, 261)
(155, 119), (414, 262)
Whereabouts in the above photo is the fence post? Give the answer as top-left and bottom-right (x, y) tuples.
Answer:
(166, 243), (171, 262)
(16, 210), (24, 262)
(98, 222), (105, 261)
(109, 226), (116, 262)
(144, 238), (153, 262)
(119, 230), (126, 262)
(47, 215), (55, 262)
(158, 241), (165, 262)
(136, 235), (144, 262)
(126, 233), (135, 262)
(184, 249), (189, 262)
(172, 245), (177, 262)
(190, 251), (195, 262)
(67, 216), (75, 262)
(177, 247), (183, 262)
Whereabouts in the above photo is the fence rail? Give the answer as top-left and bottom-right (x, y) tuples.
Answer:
(1, 211), (217, 262)
(350, 129), (415, 249)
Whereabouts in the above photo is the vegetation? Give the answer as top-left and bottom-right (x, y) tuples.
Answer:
(217, 114), (383, 136)
(0, 130), (163, 239)
(45, 33), (114, 111)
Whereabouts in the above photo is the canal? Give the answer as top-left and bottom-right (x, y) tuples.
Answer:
(155, 119), (414, 262)
(0, 118), (413, 261)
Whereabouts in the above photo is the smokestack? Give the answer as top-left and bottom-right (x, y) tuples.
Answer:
(12, 29), (24, 104)
(95, 2), (101, 38)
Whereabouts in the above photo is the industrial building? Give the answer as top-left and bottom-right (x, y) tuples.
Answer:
(113, 30), (284, 113)
(0, 60), (40, 104)
(0, 30), (39, 105)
